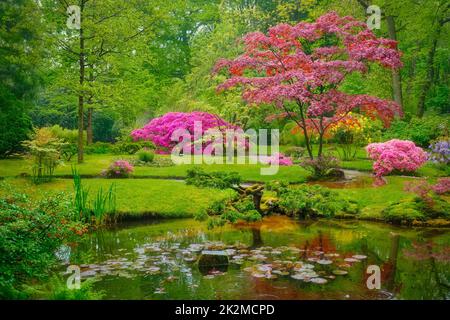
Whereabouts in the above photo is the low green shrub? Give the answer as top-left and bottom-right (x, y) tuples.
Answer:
(85, 142), (113, 155)
(186, 168), (241, 189)
(277, 185), (359, 218)
(283, 146), (305, 159)
(382, 199), (426, 224)
(112, 140), (155, 155)
(136, 148), (155, 163)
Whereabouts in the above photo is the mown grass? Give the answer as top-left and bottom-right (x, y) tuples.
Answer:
(333, 176), (416, 220)
(0, 154), (311, 182)
(0, 178), (234, 219)
(0, 149), (447, 182)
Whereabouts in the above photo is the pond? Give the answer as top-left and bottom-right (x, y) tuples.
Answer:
(63, 216), (450, 300)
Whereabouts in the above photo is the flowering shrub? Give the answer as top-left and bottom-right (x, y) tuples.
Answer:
(260, 153), (293, 166)
(366, 140), (427, 179)
(432, 178), (450, 195)
(0, 191), (87, 297)
(131, 112), (237, 154)
(428, 139), (449, 165)
(102, 160), (134, 178)
(299, 155), (340, 178)
(328, 113), (383, 160)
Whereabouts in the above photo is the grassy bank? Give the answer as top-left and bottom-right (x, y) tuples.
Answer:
(0, 178), (233, 219)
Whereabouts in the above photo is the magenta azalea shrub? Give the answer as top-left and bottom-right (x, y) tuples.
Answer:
(432, 178), (450, 195)
(260, 153), (293, 166)
(131, 112), (237, 154)
(102, 160), (134, 178)
(366, 139), (427, 178)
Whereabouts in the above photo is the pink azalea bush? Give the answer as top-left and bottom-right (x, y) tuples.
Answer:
(131, 112), (238, 154)
(432, 178), (450, 195)
(102, 160), (134, 178)
(260, 153), (293, 166)
(366, 139), (427, 179)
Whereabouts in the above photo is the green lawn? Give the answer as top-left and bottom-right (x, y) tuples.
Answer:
(0, 178), (233, 219)
(0, 154), (311, 182)
(0, 150), (447, 182)
(333, 176), (416, 220)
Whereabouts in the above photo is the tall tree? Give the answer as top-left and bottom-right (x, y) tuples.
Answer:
(42, 0), (161, 162)
(0, 0), (43, 157)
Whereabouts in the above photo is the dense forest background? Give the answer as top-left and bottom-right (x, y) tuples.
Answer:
(1, 0), (449, 157)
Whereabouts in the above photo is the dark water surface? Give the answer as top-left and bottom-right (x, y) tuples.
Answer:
(65, 217), (450, 300)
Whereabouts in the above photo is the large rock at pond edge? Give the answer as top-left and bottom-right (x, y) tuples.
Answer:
(198, 250), (229, 275)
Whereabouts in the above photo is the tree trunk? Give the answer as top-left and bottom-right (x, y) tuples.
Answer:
(87, 107), (93, 145)
(77, 3), (85, 163)
(296, 101), (314, 159)
(386, 16), (403, 111)
(417, 24), (442, 118)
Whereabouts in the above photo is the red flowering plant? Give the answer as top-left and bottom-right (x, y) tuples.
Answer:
(214, 12), (402, 163)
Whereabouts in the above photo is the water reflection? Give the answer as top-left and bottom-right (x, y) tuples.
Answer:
(65, 216), (449, 300)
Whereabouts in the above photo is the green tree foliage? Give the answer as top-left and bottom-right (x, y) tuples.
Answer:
(0, 0), (43, 157)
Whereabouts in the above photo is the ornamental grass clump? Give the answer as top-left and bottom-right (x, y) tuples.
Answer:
(366, 139), (427, 181)
(102, 160), (134, 178)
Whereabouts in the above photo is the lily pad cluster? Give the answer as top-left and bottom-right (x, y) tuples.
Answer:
(66, 239), (368, 294)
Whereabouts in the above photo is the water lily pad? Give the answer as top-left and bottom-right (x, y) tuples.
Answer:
(80, 270), (97, 277)
(332, 270), (348, 275)
(325, 253), (340, 258)
(257, 265), (272, 272)
(310, 277), (327, 284)
(291, 273), (306, 280)
(154, 288), (166, 294)
(146, 266), (161, 273)
(317, 259), (333, 265)
(272, 270), (289, 276)
(251, 272), (266, 278)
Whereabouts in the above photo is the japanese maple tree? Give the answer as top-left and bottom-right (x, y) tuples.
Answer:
(214, 12), (403, 159)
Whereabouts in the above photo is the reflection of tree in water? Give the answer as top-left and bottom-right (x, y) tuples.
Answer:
(403, 239), (450, 299)
(251, 227), (263, 248)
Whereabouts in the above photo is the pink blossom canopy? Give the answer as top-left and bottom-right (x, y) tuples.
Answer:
(214, 12), (403, 136)
(131, 112), (236, 153)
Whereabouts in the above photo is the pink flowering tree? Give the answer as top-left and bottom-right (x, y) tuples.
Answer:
(131, 112), (237, 154)
(214, 12), (403, 160)
(366, 140), (428, 180)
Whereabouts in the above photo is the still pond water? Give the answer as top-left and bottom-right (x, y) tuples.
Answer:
(64, 217), (450, 300)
